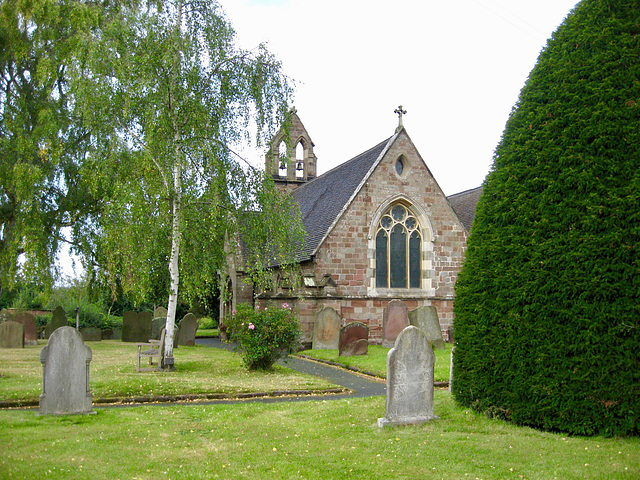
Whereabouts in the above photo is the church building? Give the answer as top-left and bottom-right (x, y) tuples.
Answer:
(233, 109), (481, 345)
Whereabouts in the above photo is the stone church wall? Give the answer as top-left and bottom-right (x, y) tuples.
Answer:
(256, 131), (466, 345)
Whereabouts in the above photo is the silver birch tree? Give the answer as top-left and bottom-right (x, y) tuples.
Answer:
(74, 0), (301, 368)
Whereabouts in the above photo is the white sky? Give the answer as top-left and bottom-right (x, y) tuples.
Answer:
(218, 0), (580, 196)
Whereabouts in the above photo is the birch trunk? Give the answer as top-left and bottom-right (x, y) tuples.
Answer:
(164, 159), (181, 369)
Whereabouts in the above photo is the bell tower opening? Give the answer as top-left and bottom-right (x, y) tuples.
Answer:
(266, 108), (317, 192)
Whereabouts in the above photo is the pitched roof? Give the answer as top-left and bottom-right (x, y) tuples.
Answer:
(447, 186), (483, 232)
(293, 135), (394, 260)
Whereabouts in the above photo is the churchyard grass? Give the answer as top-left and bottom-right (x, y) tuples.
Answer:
(299, 344), (453, 382)
(0, 341), (335, 405)
(0, 391), (637, 479)
(195, 328), (219, 337)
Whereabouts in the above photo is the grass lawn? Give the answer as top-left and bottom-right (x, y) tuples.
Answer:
(0, 341), (337, 405)
(0, 392), (637, 479)
(299, 344), (452, 382)
(196, 328), (218, 337)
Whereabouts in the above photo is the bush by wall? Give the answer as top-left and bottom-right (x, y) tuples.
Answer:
(452, 0), (640, 436)
(225, 303), (301, 370)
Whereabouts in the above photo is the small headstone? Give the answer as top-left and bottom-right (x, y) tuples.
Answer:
(177, 313), (198, 346)
(121, 311), (152, 343)
(408, 306), (445, 349)
(10, 312), (38, 345)
(382, 300), (410, 348)
(39, 326), (94, 415)
(45, 306), (68, 339)
(0, 320), (24, 348)
(154, 306), (168, 319)
(339, 322), (369, 356)
(151, 317), (166, 340)
(378, 326), (439, 428)
(313, 306), (341, 350)
(101, 328), (114, 340)
(80, 327), (102, 342)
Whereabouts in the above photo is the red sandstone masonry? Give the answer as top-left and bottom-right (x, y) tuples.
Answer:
(255, 129), (466, 344)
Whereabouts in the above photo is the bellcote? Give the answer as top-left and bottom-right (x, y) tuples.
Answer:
(265, 109), (317, 192)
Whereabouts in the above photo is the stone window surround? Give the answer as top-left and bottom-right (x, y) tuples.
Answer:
(367, 195), (436, 297)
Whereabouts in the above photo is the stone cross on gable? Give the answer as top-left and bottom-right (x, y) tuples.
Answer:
(394, 105), (407, 132)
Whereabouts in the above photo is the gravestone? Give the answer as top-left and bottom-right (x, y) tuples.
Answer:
(39, 326), (94, 415)
(408, 306), (445, 349)
(10, 312), (37, 345)
(121, 311), (152, 343)
(0, 320), (24, 348)
(45, 306), (68, 339)
(378, 326), (439, 427)
(382, 300), (410, 348)
(177, 313), (198, 346)
(313, 306), (341, 350)
(81, 327), (102, 342)
(449, 346), (455, 394)
(154, 306), (168, 320)
(338, 322), (369, 356)
(151, 317), (166, 340)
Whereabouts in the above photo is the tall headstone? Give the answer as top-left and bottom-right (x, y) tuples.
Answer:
(39, 326), (94, 415)
(382, 300), (410, 348)
(11, 312), (37, 345)
(313, 306), (341, 350)
(338, 322), (369, 356)
(45, 307), (68, 339)
(121, 311), (152, 343)
(408, 306), (445, 349)
(378, 326), (439, 427)
(0, 320), (24, 348)
(177, 313), (198, 346)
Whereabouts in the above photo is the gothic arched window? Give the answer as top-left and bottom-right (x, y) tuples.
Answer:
(375, 203), (421, 288)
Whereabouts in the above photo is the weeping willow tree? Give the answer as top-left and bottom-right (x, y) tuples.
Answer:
(73, 0), (303, 368)
(452, 0), (640, 436)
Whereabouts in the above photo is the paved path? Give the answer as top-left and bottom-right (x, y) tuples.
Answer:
(196, 338), (386, 402)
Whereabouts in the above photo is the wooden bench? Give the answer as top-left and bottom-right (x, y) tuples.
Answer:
(136, 328), (165, 372)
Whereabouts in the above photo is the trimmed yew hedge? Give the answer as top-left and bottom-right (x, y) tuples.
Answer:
(452, 0), (640, 436)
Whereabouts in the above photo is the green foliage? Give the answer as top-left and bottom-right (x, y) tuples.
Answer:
(70, 0), (302, 325)
(453, 0), (640, 436)
(0, 0), (102, 289)
(226, 303), (301, 370)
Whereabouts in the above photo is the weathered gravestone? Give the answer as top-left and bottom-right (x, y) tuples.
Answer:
(81, 327), (102, 342)
(45, 306), (68, 339)
(177, 313), (198, 346)
(10, 312), (38, 345)
(313, 306), (341, 350)
(378, 326), (439, 427)
(154, 306), (168, 320)
(151, 317), (166, 340)
(408, 306), (445, 349)
(449, 346), (456, 394)
(338, 322), (369, 356)
(39, 326), (94, 415)
(0, 320), (24, 348)
(121, 311), (153, 343)
(382, 300), (410, 348)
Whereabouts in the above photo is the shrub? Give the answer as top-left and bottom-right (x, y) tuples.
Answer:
(225, 303), (301, 370)
(453, 0), (640, 436)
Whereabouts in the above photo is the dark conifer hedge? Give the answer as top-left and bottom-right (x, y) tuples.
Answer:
(452, 0), (640, 436)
